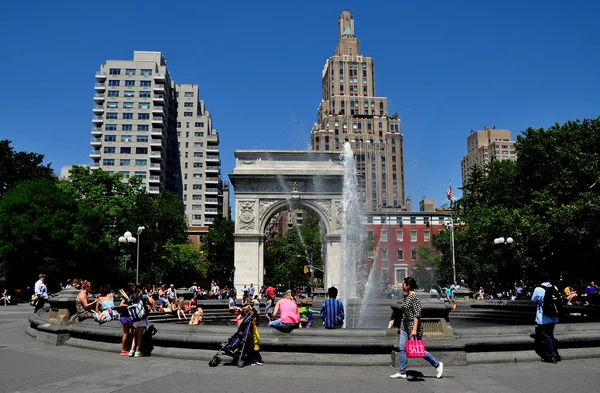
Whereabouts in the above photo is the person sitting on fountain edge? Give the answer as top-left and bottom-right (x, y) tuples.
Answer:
(320, 286), (344, 329)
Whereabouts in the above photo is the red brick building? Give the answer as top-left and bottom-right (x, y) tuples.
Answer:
(365, 210), (451, 285)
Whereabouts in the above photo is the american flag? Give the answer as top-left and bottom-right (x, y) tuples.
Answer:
(447, 184), (453, 201)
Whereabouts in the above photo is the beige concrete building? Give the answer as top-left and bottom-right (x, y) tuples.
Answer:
(311, 10), (405, 212)
(175, 83), (227, 228)
(90, 52), (228, 235)
(91, 51), (178, 194)
(460, 125), (517, 186)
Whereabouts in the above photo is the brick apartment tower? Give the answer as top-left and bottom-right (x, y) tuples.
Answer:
(311, 11), (405, 212)
(90, 51), (228, 239)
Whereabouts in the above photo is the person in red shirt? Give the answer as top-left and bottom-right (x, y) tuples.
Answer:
(265, 286), (275, 301)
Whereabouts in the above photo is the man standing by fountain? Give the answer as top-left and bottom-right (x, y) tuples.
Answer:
(531, 272), (561, 363)
(320, 287), (344, 329)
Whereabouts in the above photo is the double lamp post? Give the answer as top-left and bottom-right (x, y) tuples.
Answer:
(119, 226), (145, 284)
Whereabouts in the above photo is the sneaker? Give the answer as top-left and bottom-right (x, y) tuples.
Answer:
(249, 362), (258, 366)
(128, 350), (134, 357)
(436, 362), (444, 378)
(255, 361), (264, 366)
(567, 302), (573, 306)
(390, 372), (407, 379)
(134, 351), (143, 357)
(120, 350), (130, 356)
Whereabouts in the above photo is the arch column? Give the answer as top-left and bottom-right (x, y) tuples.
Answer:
(233, 234), (264, 295)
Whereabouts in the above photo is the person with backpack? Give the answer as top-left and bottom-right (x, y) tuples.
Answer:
(531, 272), (561, 363)
(127, 284), (154, 357)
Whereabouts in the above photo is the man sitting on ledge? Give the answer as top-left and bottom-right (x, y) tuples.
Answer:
(320, 286), (344, 329)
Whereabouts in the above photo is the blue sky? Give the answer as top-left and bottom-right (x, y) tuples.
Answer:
(1, 0), (599, 207)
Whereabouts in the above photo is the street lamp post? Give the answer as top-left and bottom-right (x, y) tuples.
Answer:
(494, 237), (514, 245)
(444, 217), (457, 285)
(119, 226), (145, 284)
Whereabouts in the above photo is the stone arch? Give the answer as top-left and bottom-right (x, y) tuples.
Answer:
(228, 150), (346, 296)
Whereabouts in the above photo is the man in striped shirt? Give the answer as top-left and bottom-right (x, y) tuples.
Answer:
(320, 286), (344, 329)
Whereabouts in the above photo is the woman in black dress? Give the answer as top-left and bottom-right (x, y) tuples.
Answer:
(390, 277), (444, 379)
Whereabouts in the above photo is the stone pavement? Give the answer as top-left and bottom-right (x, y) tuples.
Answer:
(2, 304), (600, 393)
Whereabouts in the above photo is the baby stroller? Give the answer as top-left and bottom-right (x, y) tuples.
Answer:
(209, 312), (253, 368)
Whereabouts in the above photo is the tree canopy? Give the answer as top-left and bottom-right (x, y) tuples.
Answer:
(0, 140), (54, 198)
(434, 117), (600, 288)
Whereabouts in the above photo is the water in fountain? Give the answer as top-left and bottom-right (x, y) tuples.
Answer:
(340, 142), (366, 326)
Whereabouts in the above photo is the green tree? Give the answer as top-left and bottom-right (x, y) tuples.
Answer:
(413, 245), (439, 290)
(203, 217), (235, 287)
(0, 180), (109, 290)
(161, 241), (208, 286)
(0, 140), (55, 198)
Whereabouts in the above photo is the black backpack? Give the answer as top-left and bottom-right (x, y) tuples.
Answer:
(542, 286), (561, 318)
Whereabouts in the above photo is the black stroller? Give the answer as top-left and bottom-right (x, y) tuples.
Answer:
(209, 312), (253, 368)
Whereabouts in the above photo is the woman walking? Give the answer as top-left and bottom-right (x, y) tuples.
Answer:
(390, 277), (444, 379)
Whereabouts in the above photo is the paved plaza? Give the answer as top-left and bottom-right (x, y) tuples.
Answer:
(2, 304), (600, 393)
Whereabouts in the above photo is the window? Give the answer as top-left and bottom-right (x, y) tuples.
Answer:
(410, 217), (416, 224)
(103, 159), (115, 165)
(411, 248), (418, 261)
(119, 171), (130, 179)
(193, 184), (202, 190)
(140, 69), (152, 76)
(104, 135), (116, 142)
(138, 113), (149, 120)
(105, 124), (117, 131)
(194, 131), (204, 137)
(104, 147), (116, 153)
(140, 81), (151, 87)
(133, 171), (146, 179)
(138, 102), (150, 109)
(184, 112), (193, 117)
(139, 91), (151, 98)
(184, 92), (194, 97)
(119, 159), (130, 166)
(396, 230), (403, 242)
(122, 113), (133, 119)
(193, 162), (202, 168)
(367, 230), (374, 239)
(381, 230), (388, 242)
(135, 159), (147, 166)
(194, 142), (203, 148)
(184, 102), (194, 107)
(193, 152), (203, 157)
(397, 248), (404, 261)
(121, 135), (132, 142)
(107, 91), (119, 97)
(195, 122), (204, 127)
(109, 68), (120, 75)
(136, 135), (148, 142)
(137, 125), (149, 131)
(124, 91), (135, 97)
(122, 125), (132, 131)
(192, 194), (202, 200)
(424, 231), (431, 242)
(106, 112), (117, 119)
(381, 247), (388, 260)
(125, 69), (136, 76)
(121, 103), (133, 110)
(136, 147), (148, 154)
(124, 80), (135, 86)
(192, 205), (202, 210)
(193, 215), (202, 220)
(120, 147), (131, 154)
(410, 230), (417, 242)
(193, 173), (202, 179)
(106, 102), (118, 108)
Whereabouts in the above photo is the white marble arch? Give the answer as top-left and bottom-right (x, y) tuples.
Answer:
(228, 150), (347, 297)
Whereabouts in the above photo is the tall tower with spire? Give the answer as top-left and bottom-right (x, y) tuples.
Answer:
(311, 10), (406, 212)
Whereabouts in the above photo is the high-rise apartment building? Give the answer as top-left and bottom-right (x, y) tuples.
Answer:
(90, 51), (228, 236)
(311, 11), (405, 212)
(175, 84), (227, 227)
(460, 125), (517, 186)
(91, 51), (178, 194)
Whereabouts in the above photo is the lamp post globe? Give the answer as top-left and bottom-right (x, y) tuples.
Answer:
(506, 237), (514, 244)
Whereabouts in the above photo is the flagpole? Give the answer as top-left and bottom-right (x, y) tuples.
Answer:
(447, 180), (457, 284)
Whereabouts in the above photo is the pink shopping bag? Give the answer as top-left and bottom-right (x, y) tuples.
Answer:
(406, 338), (426, 358)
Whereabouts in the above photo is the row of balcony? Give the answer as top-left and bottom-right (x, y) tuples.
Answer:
(95, 72), (165, 82)
(205, 198), (219, 205)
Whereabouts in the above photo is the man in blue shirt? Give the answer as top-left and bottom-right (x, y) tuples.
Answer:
(531, 272), (560, 363)
(320, 286), (344, 329)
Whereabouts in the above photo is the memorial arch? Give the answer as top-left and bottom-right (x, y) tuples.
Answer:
(228, 150), (345, 295)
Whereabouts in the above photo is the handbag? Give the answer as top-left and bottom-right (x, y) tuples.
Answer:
(406, 337), (427, 358)
(29, 295), (39, 307)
